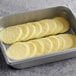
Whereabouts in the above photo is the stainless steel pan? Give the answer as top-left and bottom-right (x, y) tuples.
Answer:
(0, 6), (76, 69)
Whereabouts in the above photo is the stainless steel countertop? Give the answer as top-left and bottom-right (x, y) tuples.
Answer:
(0, 0), (76, 76)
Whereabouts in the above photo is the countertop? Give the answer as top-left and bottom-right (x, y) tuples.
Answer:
(0, 0), (76, 76)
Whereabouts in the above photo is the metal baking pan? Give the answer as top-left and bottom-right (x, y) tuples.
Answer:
(0, 6), (76, 69)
